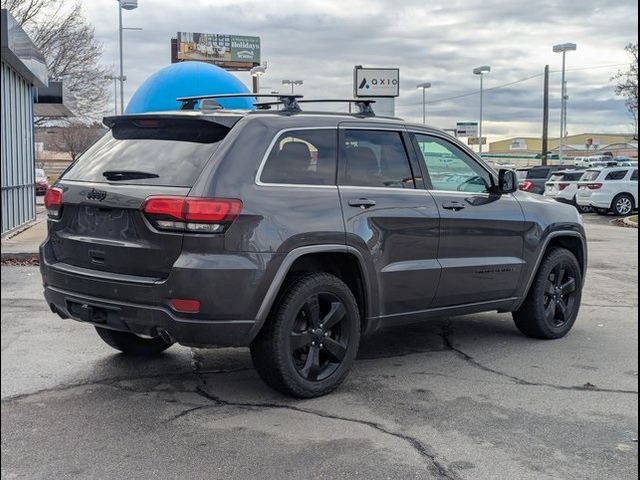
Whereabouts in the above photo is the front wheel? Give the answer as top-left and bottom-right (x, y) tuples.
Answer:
(250, 273), (361, 398)
(95, 327), (173, 355)
(513, 248), (582, 339)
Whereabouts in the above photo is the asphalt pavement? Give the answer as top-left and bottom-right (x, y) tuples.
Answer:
(1, 217), (637, 479)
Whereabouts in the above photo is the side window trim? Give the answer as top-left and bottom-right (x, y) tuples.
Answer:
(337, 127), (419, 190)
(255, 126), (338, 188)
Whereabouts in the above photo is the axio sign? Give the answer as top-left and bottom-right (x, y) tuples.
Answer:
(354, 67), (400, 97)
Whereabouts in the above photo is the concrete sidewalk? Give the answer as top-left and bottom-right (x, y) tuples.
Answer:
(1, 206), (46, 259)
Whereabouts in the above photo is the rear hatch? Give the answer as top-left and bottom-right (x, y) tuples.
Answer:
(47, 115), (238, 279)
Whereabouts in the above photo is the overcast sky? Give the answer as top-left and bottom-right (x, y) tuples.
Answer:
(82, 0), (637, 143)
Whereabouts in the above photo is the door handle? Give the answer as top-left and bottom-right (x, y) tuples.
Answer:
(442, 201), (465, 211)
(348, 198), (376, 209)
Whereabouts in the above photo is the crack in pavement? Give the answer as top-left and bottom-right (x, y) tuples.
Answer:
(187, 349), (461, 480)
(439, 320), (638, 395)
(0, 366), (253, 404)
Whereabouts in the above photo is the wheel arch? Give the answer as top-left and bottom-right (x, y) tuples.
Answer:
(514, 231), (587, 311)
(249, 245), (375, 342)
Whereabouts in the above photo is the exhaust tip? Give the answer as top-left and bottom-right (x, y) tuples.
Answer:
(156, 328), (175, 345)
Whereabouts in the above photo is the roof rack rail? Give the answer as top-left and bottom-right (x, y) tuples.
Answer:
(176, 93), (303, 112)
(176, 93), (378, 116)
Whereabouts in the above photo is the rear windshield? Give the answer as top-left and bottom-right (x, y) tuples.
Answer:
(581, 170), (601, 181)
(516, 170), (529, 180)
(62, 118), (230, 186)
(526, 168), (550, 179)
(560, 171), (584, 181)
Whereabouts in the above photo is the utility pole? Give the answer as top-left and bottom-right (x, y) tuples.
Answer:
(541, 65), (549, 166)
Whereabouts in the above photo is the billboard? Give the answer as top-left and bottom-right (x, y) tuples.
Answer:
(175, 32), (260, 70)
(456, 122), (478, 137)
(354, 67), (399, 97)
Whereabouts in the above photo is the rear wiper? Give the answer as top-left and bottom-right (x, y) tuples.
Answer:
(103, 170), (159, 181)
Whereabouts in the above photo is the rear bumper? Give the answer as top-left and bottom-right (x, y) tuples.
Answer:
(576, 192), (610, 208)
(39, 240), (281, 347)
(43, 285), (255, 347)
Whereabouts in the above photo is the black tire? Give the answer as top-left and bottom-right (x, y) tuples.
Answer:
(513, 248), (582, 339)
(95, 327), (172, 355)
(595, 208), (609, 216)
(250, 273), (360, 398)
(611, 193), (635, 216)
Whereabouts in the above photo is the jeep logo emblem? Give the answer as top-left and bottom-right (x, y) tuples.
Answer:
(86, 188), (107, 201)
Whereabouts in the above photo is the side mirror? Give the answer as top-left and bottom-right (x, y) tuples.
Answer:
(498, 169), (518, 194)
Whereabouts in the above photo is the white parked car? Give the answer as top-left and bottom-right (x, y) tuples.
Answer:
(543, 169), (589, 212)
(576, 167), (638, 216)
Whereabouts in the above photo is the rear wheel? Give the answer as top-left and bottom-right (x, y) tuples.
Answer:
(611, 193), (634, 216)
(513, 248), (582, 339)
(95, 327), (173, 355)
(250, 273), (360, 398)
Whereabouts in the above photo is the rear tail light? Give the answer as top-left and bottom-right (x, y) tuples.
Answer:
(142, 196), (242, 233)
(558, 183), (570, 190)
(44, 187), (63, 219)
(520, 181), (534, 191)
(587, 183), (603, 190)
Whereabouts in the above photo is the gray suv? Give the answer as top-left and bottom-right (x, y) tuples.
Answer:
(40, 96), (587, 397)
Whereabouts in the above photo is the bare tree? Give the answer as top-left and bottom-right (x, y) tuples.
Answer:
(54, 122), (104, 161)
(2, 0), (111, 123)
(613, 42), (638, 139)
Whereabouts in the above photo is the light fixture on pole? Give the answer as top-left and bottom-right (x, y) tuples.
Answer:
(416, 82), (431, 124)
(250, 64), (267, 94)
(473, 65), (491, 154)
(282, 79), (303, 94)
(116, 0), (139, 114)
(553, 43), (577, 164)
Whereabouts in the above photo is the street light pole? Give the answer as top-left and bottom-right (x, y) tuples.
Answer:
(553, 43), (577, 164)
(416, 82), (431, 124)
(118, 3), (124, 114)
(282, 80), (303, 95)
(473, 66), (491, 154)
(116, 1), (139, 114)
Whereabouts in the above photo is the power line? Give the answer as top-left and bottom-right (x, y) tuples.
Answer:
(403, 63), (629, 106)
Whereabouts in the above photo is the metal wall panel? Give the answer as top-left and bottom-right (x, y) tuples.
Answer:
(1, 58), (36, 235)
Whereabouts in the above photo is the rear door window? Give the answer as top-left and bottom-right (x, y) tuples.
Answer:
(260, 129), (337, 185)
(340, 130), (415, 189)
(62, 118), (232, 187)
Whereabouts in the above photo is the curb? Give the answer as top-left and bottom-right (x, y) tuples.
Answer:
(1, 252), (39, 262)
(623, 216), (639, 228)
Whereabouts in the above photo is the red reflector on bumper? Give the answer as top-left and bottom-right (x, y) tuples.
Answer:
(169, 298), (201, 313)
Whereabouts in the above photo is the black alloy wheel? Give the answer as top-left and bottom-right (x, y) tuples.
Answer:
(289, 292), (349, 382)
(542, 262), (579, 328)
(250, 272), (360, 398)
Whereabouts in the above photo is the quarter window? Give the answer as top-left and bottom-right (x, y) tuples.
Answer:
(340, 130), (415, 189)
(630, 170), (638, 181)
(413, 134), (492, 193)
(260, 129), (337, 185)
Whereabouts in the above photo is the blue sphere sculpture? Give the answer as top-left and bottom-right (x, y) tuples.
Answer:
(125, 61), (254, 114)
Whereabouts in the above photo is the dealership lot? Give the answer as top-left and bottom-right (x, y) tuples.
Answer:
(1, 218), (637, 480)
